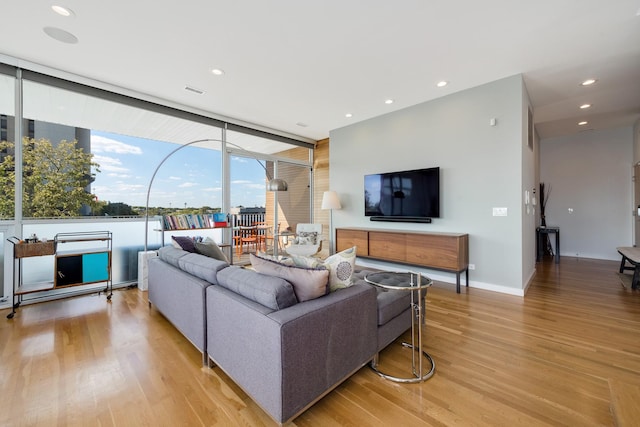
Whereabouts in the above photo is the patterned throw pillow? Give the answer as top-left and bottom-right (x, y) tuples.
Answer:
(291, 246), (357, 292)
(294, 231), (318, 245)
(323, 246), (357, 291)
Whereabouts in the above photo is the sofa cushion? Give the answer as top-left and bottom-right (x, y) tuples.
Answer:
(178, 252), (228, 284)
(158, 246), (190, 268)
(217, 265), (298, 310)
(352, 269), (412, 326)
(374, 289), (412, 326)
(250, 253), (329, 302)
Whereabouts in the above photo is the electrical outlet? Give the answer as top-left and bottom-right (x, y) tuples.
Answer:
(493, 207), (508, 216)
(468, 264), (475, 270)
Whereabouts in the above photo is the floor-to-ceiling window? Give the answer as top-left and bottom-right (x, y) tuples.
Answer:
(0, 67), (15, 299)
(0, 62), (314, 307)
(227, 129), (312, 260)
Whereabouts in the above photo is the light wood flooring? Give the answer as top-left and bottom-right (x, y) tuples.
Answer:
(1, 256), (639, 426)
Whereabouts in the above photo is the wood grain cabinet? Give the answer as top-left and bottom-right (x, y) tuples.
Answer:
(336, 227), (469, 293)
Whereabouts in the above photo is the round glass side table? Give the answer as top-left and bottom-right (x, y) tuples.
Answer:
(365, 271), (435, 383)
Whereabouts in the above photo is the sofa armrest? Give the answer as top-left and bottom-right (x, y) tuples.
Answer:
(206, 282), (377, 424)
(148, 258), (211, 354)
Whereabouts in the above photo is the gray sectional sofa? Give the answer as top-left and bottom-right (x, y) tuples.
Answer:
(147, 246), (412, 425)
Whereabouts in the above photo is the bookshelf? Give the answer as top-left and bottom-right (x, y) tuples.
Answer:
(157, 214), (232, 260)
(161, 213), (227, 231)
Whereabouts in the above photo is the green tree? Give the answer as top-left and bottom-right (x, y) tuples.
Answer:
(0, 140), (16, 218)
(0, 137), (100, 218)
(94, 202), (139, 216)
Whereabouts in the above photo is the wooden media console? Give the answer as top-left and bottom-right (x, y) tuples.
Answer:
(336, 227), (469, 293)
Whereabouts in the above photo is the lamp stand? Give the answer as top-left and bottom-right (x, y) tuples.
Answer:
(328, 209), (335, 255)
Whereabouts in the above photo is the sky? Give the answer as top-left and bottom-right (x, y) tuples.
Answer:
(90, 130), (268, 209)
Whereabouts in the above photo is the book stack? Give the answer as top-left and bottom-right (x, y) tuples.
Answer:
(162, 214), (227, 230)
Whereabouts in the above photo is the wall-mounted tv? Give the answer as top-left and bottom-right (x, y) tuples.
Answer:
(364, 167), (440, 222)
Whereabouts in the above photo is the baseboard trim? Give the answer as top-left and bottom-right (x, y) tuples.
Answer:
(355, 258), (525, 296)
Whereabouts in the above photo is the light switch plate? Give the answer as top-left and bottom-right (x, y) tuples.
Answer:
(493, 207), (508, 216)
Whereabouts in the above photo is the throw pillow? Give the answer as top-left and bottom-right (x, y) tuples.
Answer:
(195, 239), (229, 263)
(171, 235), (197, 253)
(294, 231), (318, 245)
(255, 251), (295, 266)
(323, 246), (357, 291)
(290, 255), (323, 269)
(250, 253), (329, 302)
(290, 246), (357, 292)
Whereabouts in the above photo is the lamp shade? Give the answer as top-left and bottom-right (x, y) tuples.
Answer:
(321, 191), (341, 210)
(267, 178), (288, 191)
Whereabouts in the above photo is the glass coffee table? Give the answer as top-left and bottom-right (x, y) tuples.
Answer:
(365, 271), (435, 383)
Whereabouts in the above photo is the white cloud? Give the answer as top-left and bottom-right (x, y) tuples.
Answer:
(169, 176), (182, 181)
(178, 182), (197, 188)
(93, 155), (129, 173)
(203, 187), (222, 192)
(92, 135), (143, 154)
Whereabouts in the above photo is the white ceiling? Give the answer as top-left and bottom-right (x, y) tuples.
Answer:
(1, 1), (639, 142)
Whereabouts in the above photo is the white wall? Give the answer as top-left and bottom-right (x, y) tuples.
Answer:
(521, 88), (537, 290)
(634, 118), (640, 164)
(329, 75), (531, 294)
(540, 127), (633, 260)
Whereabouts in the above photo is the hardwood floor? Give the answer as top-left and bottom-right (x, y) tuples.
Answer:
(1, 257), (638, 426)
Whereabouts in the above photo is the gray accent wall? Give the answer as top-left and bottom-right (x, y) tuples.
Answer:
(540, 127), (633, 260)
(329, 75), (534, 293)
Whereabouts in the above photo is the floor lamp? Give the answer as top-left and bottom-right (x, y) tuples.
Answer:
(321, 191), (342, 254)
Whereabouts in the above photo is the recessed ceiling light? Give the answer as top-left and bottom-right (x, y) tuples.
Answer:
(436, 81), (448, 88)
(51, 5), (74, 17)
(345, 113), (353, 118)
(579, 104), (592, 109)
(581, 79), (597, 86)
(211, 68), (225, 76)
(385, 99), (394, 105)
(296, 122), (308, 127)
(43, 27), (78, 44)
(578, 121), (588, 126)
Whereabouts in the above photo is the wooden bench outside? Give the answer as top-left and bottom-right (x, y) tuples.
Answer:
(616, 247), (640, 289)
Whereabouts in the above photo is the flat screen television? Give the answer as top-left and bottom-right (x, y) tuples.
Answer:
(364, 167), (440, 221)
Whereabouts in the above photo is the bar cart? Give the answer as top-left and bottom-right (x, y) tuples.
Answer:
(6, 231), (112, 319)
